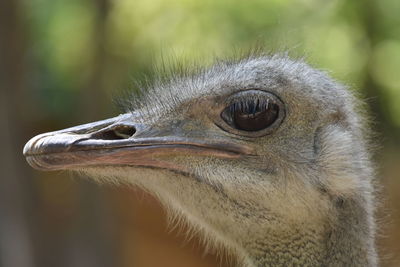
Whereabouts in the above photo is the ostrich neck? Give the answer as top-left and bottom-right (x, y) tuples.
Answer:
(126, 169), (377, 266)
(242, 198), (377, 267)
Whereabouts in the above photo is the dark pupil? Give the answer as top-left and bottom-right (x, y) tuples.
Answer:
(232, 100), (279, 131)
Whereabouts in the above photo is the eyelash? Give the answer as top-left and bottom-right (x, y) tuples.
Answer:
(228, 98), (270, 115)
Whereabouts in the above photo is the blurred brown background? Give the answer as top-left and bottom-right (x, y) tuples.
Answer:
(1, 0), (399, 266)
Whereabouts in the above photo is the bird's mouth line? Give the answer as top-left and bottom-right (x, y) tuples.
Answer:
(25, 142), (251, 171)
(24, 142), (249, 156)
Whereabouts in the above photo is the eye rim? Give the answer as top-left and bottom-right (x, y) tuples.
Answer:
(216, 90), (285, 137)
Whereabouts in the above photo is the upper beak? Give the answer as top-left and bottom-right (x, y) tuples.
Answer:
(23, 113), (253, 171)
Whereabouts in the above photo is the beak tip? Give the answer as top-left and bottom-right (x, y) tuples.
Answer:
(23, 134), (43, 170)
(23, 136), (37, 156)
(23, 134), (59, 171)
(23, 132), (46, 157)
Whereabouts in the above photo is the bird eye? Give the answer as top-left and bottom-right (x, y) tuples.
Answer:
(220, 91), (284, 135)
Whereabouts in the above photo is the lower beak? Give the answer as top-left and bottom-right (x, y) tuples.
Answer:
(23, 114), (252, 171)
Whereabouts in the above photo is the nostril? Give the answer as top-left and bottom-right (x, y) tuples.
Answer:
(113, 125), (136, 139)
(91, 125), (136, 140)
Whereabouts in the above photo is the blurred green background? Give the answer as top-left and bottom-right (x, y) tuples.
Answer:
(1, 0), (399, 266)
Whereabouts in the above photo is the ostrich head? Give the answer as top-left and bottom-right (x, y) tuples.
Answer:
(24, 55), (377, 266)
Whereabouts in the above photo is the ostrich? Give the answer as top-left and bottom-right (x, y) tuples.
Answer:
(23, 55), (377, 266)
